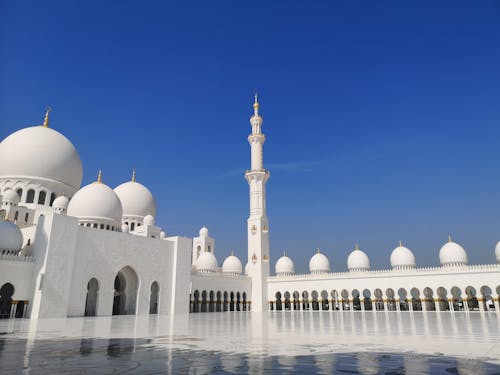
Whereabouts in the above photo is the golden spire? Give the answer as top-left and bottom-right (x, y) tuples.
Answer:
(97, 170), (102, 183)
(448, 235), (452, 243)
(283, 250), (286, 256)
(399, 240), (403, 247)
(253, 93), (259, 115)
(317, 248), (320, 254)
(131, 169), (136, 182)
(230, 250), (234, 256)
(355, 244), (359, 250)
(42, 106), (51, 128)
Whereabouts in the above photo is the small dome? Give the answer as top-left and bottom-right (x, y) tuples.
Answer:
(196, 251), (218, 273)
(52, 196), (69, 209)
(199, 226), (209, 237)
(0, 126), (83, 192)
(222, 253), (243, 275)
(143, 214), (155, 226)
(495, 241), (500, 264)
(275, 254), (295, 275)
(439, 237), (468, 267)
(347, 246), (370, 272)
(244, 262), (249, 275)
(309, 249), (330, 274)
(67, 180), (123, 226)
(2, 189), (19, 205)
(114, 179), (156, 220)
(0, 221), (23, 252)
(390, 243), (416, 270)
(121, 223), (129, 233)
(160, 230), (166, 239)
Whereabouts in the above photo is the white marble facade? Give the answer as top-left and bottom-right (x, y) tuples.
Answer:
(0, 100), (499, 320)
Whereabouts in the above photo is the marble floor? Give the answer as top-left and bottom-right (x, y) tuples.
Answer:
(0, 311), (499, 374)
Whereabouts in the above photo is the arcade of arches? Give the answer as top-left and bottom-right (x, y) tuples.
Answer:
(0, 283), (28, 319)
(190, 290), (250, 313)
(270, 285), (500, 312)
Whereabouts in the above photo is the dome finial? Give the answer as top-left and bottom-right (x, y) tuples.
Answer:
(283, 250), (286, 256)
(355, 244), (359, 250)
(97, 170), (102, 183)
(253, 93), (259, 115)
(131, 169), (136, 182)
(399, 240), (403, 247)
(42, 106), (51, 128)
(317, 248), (320, 254)
(230, 250), (234, 256)
(448, 234), (452, 243)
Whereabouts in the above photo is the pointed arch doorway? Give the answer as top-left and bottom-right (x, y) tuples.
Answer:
(112, 266), (139, 315)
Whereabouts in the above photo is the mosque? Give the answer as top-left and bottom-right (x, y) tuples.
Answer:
(0, 98), (499, 320)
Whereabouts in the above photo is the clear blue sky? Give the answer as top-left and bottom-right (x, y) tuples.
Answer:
(1, 1), (500, 272)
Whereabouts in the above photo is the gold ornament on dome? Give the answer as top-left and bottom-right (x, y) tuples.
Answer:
(251, 225), (257, 235)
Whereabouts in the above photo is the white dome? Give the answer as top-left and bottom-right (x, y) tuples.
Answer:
(52, 196), (69, 209)
(114, 180), (156, 220)
(196, 251), (218, 273)
(495, 241), (500, 264)
(0, 126), (82, 191)
(244, 262), (249, 275)
(2, 189), (19, 205)
(0, 221), (23, 252)
(199, 226), (209, 237)
(275, 254), (295, 275)
(439, 238), (468, 267)
(143, 214), (155, 226)
(309, 250), (330, 274)
(347, 247), (370, 272)
(222, 253), (243, 275)
(67, 181), (123, 225)
(390, 243), (416, 270)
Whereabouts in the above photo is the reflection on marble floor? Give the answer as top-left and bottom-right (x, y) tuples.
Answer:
(0, 311), (500, 374)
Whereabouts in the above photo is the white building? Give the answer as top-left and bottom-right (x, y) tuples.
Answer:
(1, 100), (499, 320)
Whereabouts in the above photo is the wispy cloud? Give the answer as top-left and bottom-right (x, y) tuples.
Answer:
(213, 159), (325, 179)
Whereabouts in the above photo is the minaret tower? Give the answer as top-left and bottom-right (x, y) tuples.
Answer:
(245, 94), (270, 312)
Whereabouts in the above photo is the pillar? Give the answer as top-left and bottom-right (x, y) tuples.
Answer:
(434, 299), (441, 312)
(360, 298), (365, 311)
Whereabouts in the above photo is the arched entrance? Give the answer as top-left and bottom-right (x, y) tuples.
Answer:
(84, 278), (99, 316)
(112, 266), (139, 315)
(0, 283), (14, 319)
(149, 281), (159, 314)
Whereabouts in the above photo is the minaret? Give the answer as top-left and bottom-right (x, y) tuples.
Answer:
(245, 94), (270, 312)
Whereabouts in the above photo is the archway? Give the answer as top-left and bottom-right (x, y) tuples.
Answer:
(223, 291), (228, 312)
(423, 287), (435, 311)
(311, 291), (320, 311)
(465, 286), (479, 311)
(302, 291), (309, 310)
(284, 292), (291, 311)
(341, 289), (349, 310)
(398, 288), (409, 311)
(112, 266), (139, 315)
(410, 288), (422, 311)
(242, 292), (247, 311)
(84, 278), (99, 316)
(0, 283), (14, 319)
(230, 292), (235, 311)
(236, 292), (241, 311)
(201, 291), (208, 312)
(363, 289), (372, 311)
(216, 291), (222, 312)
(436, 287), (449, 311)
(352, 289), (361, 311)
(321, 290), (329, 310)
(386, 289), (396, 311)
(374, 289), (384, 311)
(331, 290), (339, 310)
(293, 291), (300, 310)
(193, 290), (200, 313)
(149, 282), (159, 314)
(480, 286), (495, 311)
(209, 291), (215, 312)
(450, 287), (463, 311)
(275, 292), (283, 311)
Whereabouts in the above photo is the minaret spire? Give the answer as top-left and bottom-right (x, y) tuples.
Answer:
(97, 170), (102, 183)
(42, 106), (51, 128)
(131, 169), (136, 182)
(245, 94), (270, 313)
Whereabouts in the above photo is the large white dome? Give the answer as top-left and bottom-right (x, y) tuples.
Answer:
(309, 249), (330, 274)
(222, 253), (243, 275)
(114, 180), (156, 220)
(67, 180), (123, 226)
(275, 254), (295, 275)
(347, 246), (370, 272)
(390, 243), (416, 270)
(196, 251), (218, 273)
(0, 126), (82, 192)
(0, 221), (23, 252)
(2, 189), (19, 205)
(496, 241), (500, 264)
(439, 237), (468, 267)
